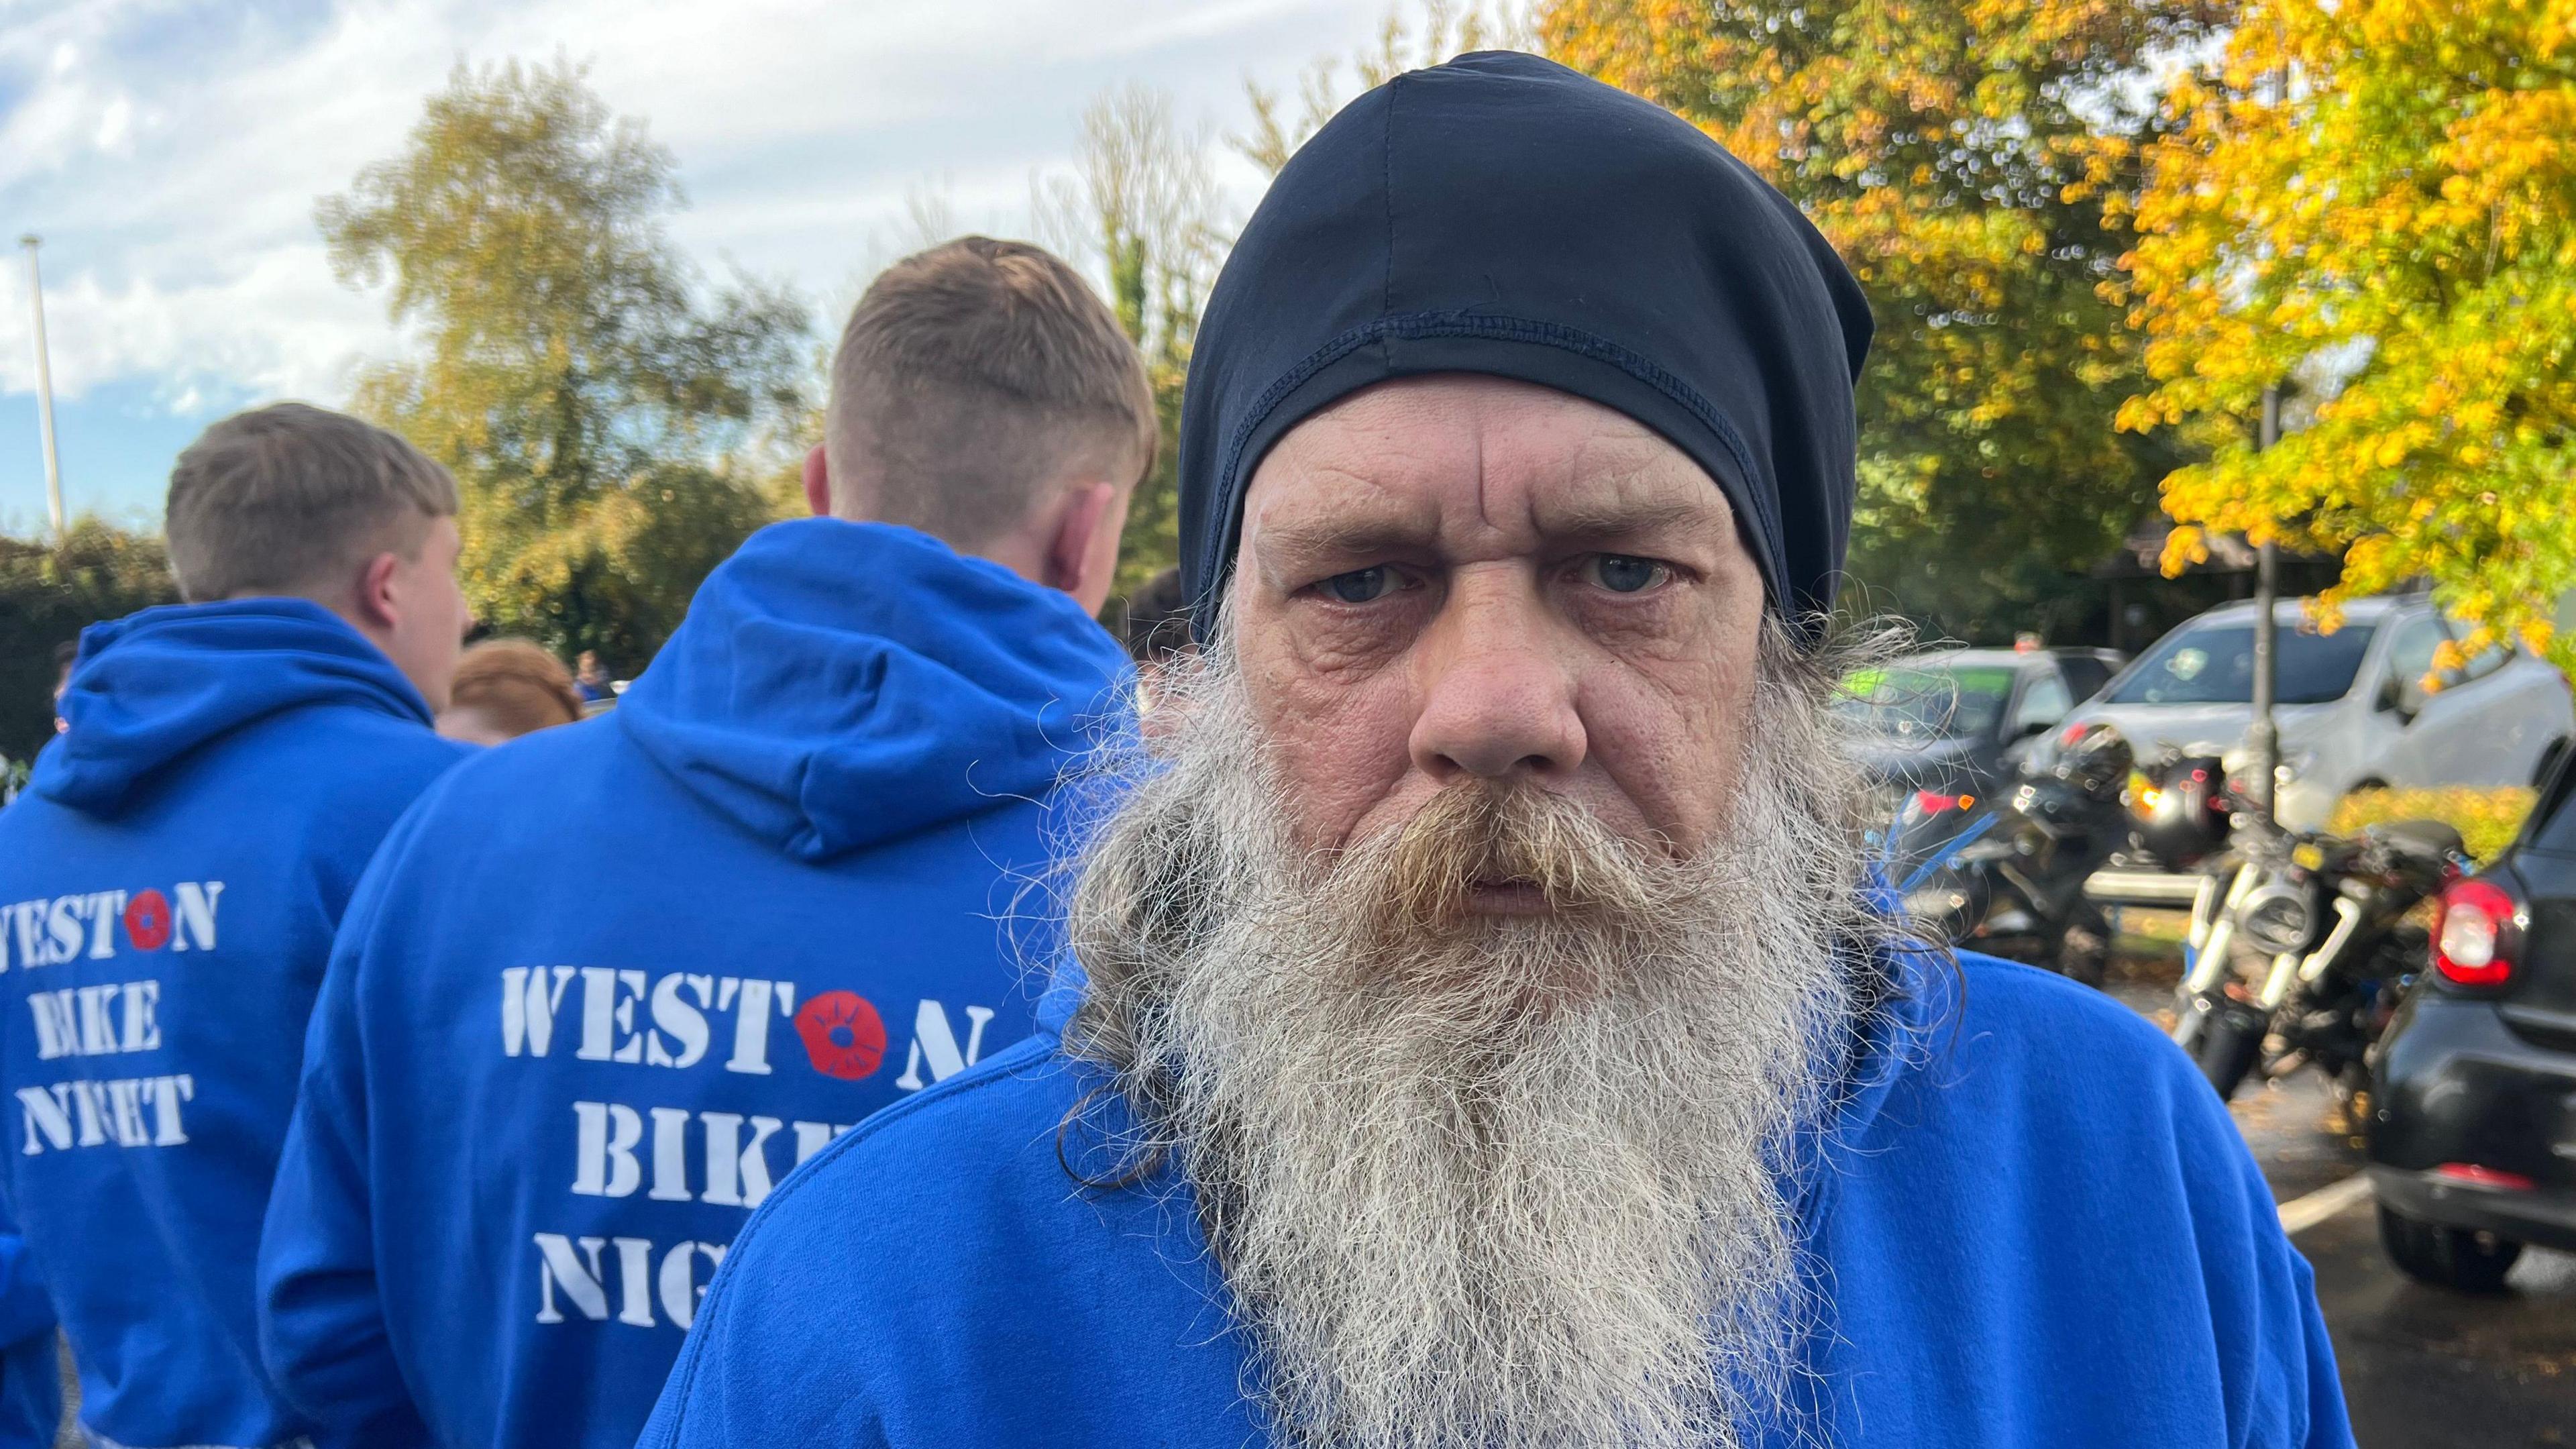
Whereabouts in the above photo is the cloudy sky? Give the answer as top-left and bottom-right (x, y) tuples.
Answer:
(0, 0), (1421, 529)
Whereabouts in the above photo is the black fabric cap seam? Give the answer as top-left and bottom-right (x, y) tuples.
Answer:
(1380, 75), (1399, 319)
(1201, 309), (1783, 602)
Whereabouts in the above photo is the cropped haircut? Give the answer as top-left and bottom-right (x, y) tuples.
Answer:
(165, 403), (460, 604)
(827, 237), (1154, 548)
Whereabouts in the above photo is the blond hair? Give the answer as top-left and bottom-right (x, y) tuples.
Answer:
(166, 403), (459, 603)
(826, 237), (1153, 547)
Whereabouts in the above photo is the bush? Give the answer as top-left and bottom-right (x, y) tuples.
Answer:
(0, 521), (181, 767)
(2329, 787), (2537, 865)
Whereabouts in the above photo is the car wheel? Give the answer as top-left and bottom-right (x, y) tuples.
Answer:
(2377, 1202), (2522, 1294)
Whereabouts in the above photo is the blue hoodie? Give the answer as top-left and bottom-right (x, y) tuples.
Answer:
(640, 951), (2356, 1449)
(256, 519), (1132, 1449)
(0, 1213), (61, 1449)
(0, 599), (469, 1449)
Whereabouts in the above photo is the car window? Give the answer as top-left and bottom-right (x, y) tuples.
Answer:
(2056, 655), (2113, 701)
(2104, 620), (2380, 706)
(2010, 670), (2074, 735)
(2440, 612), (2510, 682)
(1834, 665), (2017, 740)
(2533, 765), (2576, 853)
(2383, 613), (2444, 709)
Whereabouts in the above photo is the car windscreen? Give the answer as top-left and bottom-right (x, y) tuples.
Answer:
(1835, 665), (2017, 739)
(2104, 622), (2379, 706)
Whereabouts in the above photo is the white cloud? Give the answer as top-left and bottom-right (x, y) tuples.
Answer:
(0, 0), (1415, 429)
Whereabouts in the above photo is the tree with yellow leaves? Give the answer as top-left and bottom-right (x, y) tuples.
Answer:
(323, 60), (813, 674)
(1545, 0), (2226, 641)
(2123, 0), (2576, 670)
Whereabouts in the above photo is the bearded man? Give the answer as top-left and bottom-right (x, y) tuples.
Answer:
(642, 53), (2351, 1449)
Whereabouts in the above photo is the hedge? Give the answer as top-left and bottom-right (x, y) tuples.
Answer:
(2328, 787), (2538, 865)
(0, 522), (180, 769)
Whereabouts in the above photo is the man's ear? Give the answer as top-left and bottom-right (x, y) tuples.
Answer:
(802, 444), (832, 519)
(354, 551), (404, 633)
(1045, 480), (1121, 609)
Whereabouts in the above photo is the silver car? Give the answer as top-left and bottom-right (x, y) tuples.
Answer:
(2059, 594), (2573, 831)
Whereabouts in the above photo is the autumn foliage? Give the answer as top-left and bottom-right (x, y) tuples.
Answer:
(2121, 0), (2576, 672)
(1544, 0), (2224, 639)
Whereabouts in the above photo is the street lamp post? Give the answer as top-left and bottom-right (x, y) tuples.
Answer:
(19, 235), (64, 542)
(2245, 385), (2283, 826)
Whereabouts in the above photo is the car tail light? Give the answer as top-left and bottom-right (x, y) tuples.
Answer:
(2433, 879), (2519, 987)
(2434, 1163), (2536, 1191)
(1913, 790), (1974, 815)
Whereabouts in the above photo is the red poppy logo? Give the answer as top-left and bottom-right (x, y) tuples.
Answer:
(794, 991), (886, 1081)
(123, 890), (172, 951)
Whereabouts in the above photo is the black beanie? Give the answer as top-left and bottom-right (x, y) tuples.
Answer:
(1176, 51), (1873, 645)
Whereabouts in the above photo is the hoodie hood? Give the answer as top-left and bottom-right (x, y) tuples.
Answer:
(616, 518), (1132, 861)
(35, 597), (434, 817)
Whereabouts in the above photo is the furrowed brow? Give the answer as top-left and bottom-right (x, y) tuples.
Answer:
(1252, 515), (1437, 568)
(1535, 494), (1728, 547)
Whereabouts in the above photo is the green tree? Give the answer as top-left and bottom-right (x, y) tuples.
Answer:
(1038, 83), (1227, 601)
(1544, 0), (2224, 642)
(2122, 0), (2576, 669)
(0, 519), (182, 768)
(321, 58), (814, 672)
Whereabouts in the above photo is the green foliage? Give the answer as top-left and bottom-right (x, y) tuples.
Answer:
(1038, 84), (1225, 603)
(1544, 0), (2224, 643)
(321, 58), (814, 673)
(2330, 786), (2538, 865)
(0, 520), (181, 767)
(2123, 0), (2576, 670)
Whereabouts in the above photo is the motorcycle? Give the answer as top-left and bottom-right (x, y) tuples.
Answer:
(2171, 810), (2467, 1104)
(1887, 724), (2137, 985)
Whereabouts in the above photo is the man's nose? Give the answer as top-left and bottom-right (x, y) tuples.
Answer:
(1407, 568), (1586, 784)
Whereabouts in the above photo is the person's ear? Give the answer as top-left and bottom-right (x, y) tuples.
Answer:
(355, 551), (405, 633)
(1045, 480), (1121, 612)
(802, 444), (832, 519)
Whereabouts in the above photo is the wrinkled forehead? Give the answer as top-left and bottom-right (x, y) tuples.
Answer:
(1237, 376), (1749, 579)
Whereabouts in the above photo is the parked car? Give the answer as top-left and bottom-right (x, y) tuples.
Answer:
(2367, 748), (2576, 1291)
(2059, 595), (2572, 832)
(1840, 647), (2125, 818)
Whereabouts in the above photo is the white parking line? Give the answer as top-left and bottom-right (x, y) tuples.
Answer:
(2279, 1173), (2375, 1235)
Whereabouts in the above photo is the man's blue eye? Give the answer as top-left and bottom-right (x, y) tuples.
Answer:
(1324, 567), (1395, 603)
(1591, 555), (1666, 593)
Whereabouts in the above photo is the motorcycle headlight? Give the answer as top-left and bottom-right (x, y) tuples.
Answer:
(2238, 877), (2321, 957)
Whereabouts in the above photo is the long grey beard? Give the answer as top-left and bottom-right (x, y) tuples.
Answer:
(1061, 625), (1893, 1449)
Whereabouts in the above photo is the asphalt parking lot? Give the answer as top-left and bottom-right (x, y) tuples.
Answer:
(2110, 955), (2576, 1447)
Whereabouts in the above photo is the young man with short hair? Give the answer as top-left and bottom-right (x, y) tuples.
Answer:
(0, 402), (474, 1449)
(257, 237), (1147, 1449)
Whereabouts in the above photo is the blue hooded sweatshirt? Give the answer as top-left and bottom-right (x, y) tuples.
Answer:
(0, 599), (469, 1449)
(0, 1212), (61, 1449)
(639, 951), (2355, 1449)
(256, 519), (1132, 1449)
